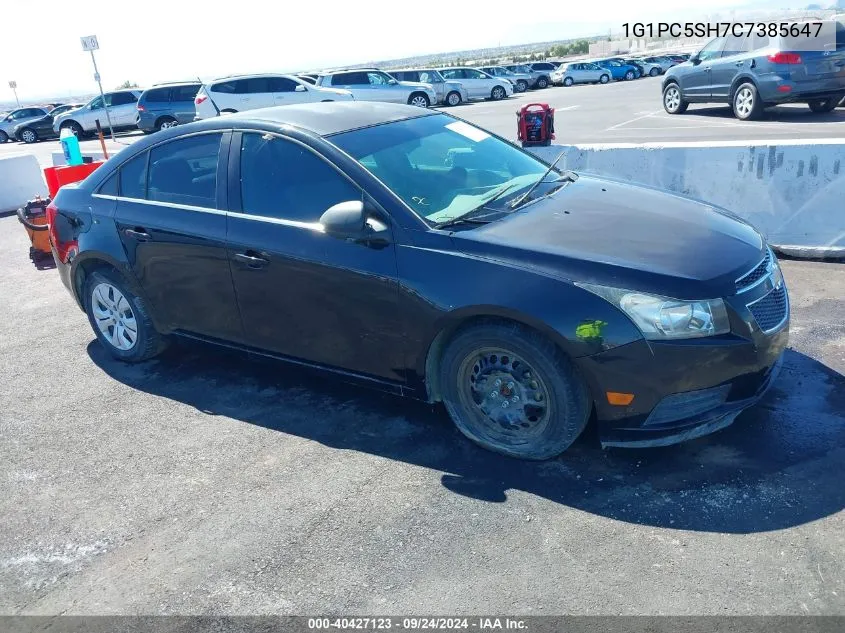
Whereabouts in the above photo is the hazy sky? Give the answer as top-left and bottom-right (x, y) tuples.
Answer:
(1, 0), (800, 101)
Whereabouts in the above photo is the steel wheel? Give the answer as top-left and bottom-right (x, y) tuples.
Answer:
(409, 94), (429, 108)
(456, 347), (552, 447)
(21, 128), (38, 143)
(91, 282), (138, 351)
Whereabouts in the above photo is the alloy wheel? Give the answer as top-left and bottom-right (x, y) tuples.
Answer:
(664, 86), (681, 112)
(91, 282), (138, 351)
(735, 87), (754, 118)
(447, 92), (461, 106)
(410, 95), (429, 108)
(159, 119), (177, 129)
(21, 129), (37, 143)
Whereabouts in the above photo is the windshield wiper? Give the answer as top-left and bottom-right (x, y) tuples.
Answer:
(433, 182), (522, 229)
(508, 150), (570, 210)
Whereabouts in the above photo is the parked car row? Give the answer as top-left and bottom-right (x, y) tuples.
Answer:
(550, 54), (688, 86)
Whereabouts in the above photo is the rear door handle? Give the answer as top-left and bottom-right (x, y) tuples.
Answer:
(233, 252), (269, 268)
(124, 228), (151, 241)
(735, 61), (744, 66)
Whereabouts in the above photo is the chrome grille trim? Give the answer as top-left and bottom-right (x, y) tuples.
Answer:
(736, 249), (772, 293)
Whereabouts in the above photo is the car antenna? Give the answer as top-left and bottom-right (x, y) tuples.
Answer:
(509, 149), (567, 209)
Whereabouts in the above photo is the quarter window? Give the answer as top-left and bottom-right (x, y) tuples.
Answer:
(172, 85), (201, 102)
(239, 133), (360, 222)
(147, 134), (221, 208)
(119, 152), (148, 199)
(331, 72), (369, 85)
(98, 172), (118, 196)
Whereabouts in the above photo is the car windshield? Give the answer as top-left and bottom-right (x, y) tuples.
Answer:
(330, 113), (552, 225)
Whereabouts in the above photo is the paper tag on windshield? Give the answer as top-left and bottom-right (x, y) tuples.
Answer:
(446, 121), (490, 143)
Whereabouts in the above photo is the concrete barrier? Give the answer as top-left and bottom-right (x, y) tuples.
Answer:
(0, 153), (47, 215)
(528, 139), (845, 259)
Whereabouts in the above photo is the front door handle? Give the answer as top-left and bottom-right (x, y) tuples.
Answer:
(124, 228), (151, 241)
(735, 61), (744, 67)
(233, 252), (269, 268)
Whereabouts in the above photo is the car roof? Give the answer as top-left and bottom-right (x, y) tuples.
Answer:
(202, 101), (438, 137)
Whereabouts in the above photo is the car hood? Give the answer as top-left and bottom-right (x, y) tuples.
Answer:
(453, 175), (765, 299)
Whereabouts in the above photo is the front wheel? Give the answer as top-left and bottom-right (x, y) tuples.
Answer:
(649, 67), (660, 77)
(155, 116), (177, 132)
(536, 76), (549, 89)
(516, 80), (528, 92)
(599, 74), (610, 84)
(61, 121), (84, 138)
(0, 130), (8, 143)
(20, 128), (38, 143)
(732, 82), (763, 120)
(563, 77), (574, 87)
(808, 98), (838, 113)
(663, 83), (689, 114)
(408, 92), (430, 108)
(490, 85), (507, 100)
(439, 321), (591, 460)
(84, 270), (167, 363)
(446, 91), (462, 107)
(625, 70), (635, 81)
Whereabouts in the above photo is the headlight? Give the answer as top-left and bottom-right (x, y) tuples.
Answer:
(577, 283), (731, 340)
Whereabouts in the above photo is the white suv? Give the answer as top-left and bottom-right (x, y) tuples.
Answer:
(194, 74), (354, 120)
(53, 90), (142, 137)
(315, 69), (438, 108)
(438, 68), (513, 101)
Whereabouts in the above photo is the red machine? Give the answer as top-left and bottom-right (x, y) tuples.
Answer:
(516, 103), (555, 147)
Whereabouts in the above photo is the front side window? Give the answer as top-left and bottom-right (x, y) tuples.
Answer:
(698, 38), (725, 61)
(330, 114), (552, 225)
(212, 80), (238, 94)
(368, 72), (393, 85)
(239, 132), (360, 222)
(269, 77), (299, 92)
(89, 97), (103, 110)
(147, 134), (221, 208)
(332, 72), (368, 86)
(440, 69), (463, 80)
(465, 69), (487, 79)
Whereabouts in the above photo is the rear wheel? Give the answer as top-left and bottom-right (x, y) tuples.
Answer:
(663, 83), (688, 114)
(649, 67), (660, 77)
(0, 130), (8, 143)
(408, 92), (430, 108)
(808, 98), (838, 113)
(516, 80), (528, 92)
(490, 85), (507, 100)
(599, 74), (610, 84)
(84, 270), (167, 363)
(446, 91), (462, 106)
(439, 321), (591, 460)
(155, 116), (177, 132)
(563, 77), (574, 87)
(732, 82), (763, 120)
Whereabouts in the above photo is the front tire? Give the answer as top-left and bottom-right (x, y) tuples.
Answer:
(732, 82), (763, 120)
(408, 92), (430, 108)
(663, 83), (689, 114)
(563, 77), (574, 87)
(84, 270), (167, 363)
(439, 321), (591, 460)
(0, 130), (8, 143)
(649, 67), (660, 77)
(516, 80), (528, 92)
(808, 98), (838, 113)
(599, 74), (610, 84)
(61, 121), (84, 138)
(536, 76), (549, 89)
(625, 70), (635, 81)
(20, 128), (38, 143)
(490, 85), (507, 100)
(446, 91), (462, 106)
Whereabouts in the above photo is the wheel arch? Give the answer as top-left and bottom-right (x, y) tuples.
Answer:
(421, 308), (576, 404)
(729, 74), (760, 101)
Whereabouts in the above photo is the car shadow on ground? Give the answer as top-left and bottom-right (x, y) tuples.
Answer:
(88, 341), (845, 534)
(684, 104), (845, 123)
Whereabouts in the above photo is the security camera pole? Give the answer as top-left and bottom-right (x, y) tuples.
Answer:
(8, 81), (19, 107)
(80, 35), (116, 142)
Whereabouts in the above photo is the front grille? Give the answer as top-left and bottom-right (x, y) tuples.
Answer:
(736, 250), (771, 292)
(748, 286), (788, 333)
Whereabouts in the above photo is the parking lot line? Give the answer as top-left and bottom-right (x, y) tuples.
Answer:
(604, 110), (664, 131)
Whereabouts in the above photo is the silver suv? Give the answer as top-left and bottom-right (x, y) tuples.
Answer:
(389, 69), (468, 106)
(316, 69), (437, 107)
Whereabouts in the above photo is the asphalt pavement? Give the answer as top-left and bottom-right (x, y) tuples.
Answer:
(2, 78), (845, 170)
(1, 214), (843, 615)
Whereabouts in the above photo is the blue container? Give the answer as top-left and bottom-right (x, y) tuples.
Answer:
(60, 128), (83, 166)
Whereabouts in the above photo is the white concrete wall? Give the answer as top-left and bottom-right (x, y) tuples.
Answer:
(0, 154), (47, 215)
(529, 140), (845, 258)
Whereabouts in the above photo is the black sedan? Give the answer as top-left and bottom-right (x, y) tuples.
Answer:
(14, 104), (83, 143)
(47, 102), (789, 459)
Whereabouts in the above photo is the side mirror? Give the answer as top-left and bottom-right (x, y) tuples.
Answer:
(295, 84), (307, 92)
(320, 200), (389, 245)
(690, 55), (701, 65)
(387, 79), (398, 85)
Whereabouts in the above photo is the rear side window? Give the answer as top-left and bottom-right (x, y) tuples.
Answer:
(98, 172), (118, 196)
(172, 85), (200, 101)
(112, 92), (138, 106)
(120, 152), (148, 199)
(440, 69), (463, 79)
(148, 134), (221, 209)
(268, 77), (299, 92)
(144, 88), (170, 103)
(239, 133), (360, 222)
(331, 72), (368, 85)
(212, 80), (238, 93)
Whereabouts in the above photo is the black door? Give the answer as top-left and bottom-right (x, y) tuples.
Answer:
(114, 131), (244, 341)
(225, 131), (403, 381)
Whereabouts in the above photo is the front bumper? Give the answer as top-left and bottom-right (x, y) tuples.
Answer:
(575, 274), (790, 448)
